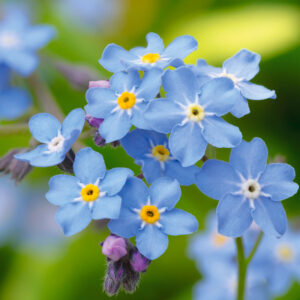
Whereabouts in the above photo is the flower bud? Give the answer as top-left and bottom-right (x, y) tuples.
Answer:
(85, 114), (103, 129)
(122, 265), (140, 294)
(57, 149), (75, 174)
(130, 249), (151, 272)
(89, 80), (110, 89)
(102, 234), (127, 261)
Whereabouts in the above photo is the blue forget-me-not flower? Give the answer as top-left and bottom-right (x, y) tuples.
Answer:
(108, 177), (198, 260)
(85, 69), (161, 142)
(145, 66), (242, 166)
(100, 32), (197, 72)
(196, 137), (299, 237)
(46, 147), (133, 236)
(121, 129), (199, 185)
(15, 108), (85, 167)
(193, 49), (276, 118)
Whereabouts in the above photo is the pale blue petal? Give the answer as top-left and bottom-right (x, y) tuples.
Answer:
(230, 93), (250, 118)
(223, 49), (260, 80)
(161, 209), (198, 236)
(29, 113), (61, 143)
(99, 110), (132, 142)
(144, 98), (184, 134)
(163, 35), (198, 60)
(110, 71), (141, 94)
(230, 137), (268, 179)
(108, 207), (140, 238)
(165, 160), (199, 186)
(141, 159), (163, 184)
(56, 202), (92, 236)
(169, 122), (207, 167)
(251, 197), (287, 237)
(73, 147), (106, 184)
(149, 177), (181, 210)
(99, 168), (133, 196)
(217, 194), (252, 237)
(46, 175), (81, 206)
(196, 59), (222, 76)
(136, 225), (169, 260)
(118, 177), (148, 209)
(144, 32), (164, 53)
(0, 64), (11, 89)
(131, 101), (151, 130)
(99, 44), (137, 72)
(85, 88), (117, 118)
(238, 81), (276, 100)
(92, 195), (121, 220)
(260, 163), (298, 201)
(61, 108), (85, 138)
(196, 159), (240, 201)
(202, 116), (242, 148)
(24, 25), (56, 49)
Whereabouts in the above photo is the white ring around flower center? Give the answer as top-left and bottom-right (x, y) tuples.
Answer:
(48, 134), (65, 152)
(219, 72), (239, 85)
(0, 32), (20, 49)
(241, 179), (261, 199)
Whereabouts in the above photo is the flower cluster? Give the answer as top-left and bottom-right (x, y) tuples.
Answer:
(14, 31), (298, 296)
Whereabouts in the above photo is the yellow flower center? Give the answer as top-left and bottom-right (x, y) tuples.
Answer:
(81, 184), (100, 202)
(212, 233), (229, 247)
(152, 145), (170, 162)
(187, 104), (205, 122)
(142, 53), (161, 64)
(140, 205), (160, 224)
(117, 91), (136, 109)
(277, 245), (294, 263)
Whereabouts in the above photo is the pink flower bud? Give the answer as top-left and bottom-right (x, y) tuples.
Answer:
(102, 235), (127, 261)
(130, 250), (151, 272)
(89, 80), (110, 89)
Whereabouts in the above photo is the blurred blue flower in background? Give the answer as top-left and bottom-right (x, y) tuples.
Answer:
(121, 129), (199, 185)
(100, 32), (198, 72)
(15, 108), (85, 167)
(193, 49), (276, 118)
(0, 10), (55, 76)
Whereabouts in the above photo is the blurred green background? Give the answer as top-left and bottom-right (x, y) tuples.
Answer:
(0, 0), (300, 299)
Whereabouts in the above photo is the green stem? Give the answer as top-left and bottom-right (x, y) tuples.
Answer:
(235, 237), (247, 300)
(246, 231), (263, 265)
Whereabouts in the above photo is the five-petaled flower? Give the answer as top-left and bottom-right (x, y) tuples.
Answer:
(85, 69), (161, 142)
(145, 66), (242, 166)
(192, 49), (276, 118)
(99, 32), (197, 73)
(15, 108), (85, 167)
(108, 176), (198, 260)
(196, 137), (299, 237)
(46, 147), (133, 236)
(121, 129), (199, 185)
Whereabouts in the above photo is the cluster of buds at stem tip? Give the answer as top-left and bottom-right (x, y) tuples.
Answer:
(101, 234), (151, 296)
(0, 148), (33, 183)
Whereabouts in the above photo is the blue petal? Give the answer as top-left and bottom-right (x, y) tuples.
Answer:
(0, 88), (31, 120)
(73, 147), (106, 184)
(24, 25), (56, 50)
(135, 68), (162, 101)
(108, 207), (140, 238)
(99, 110), (132, 142)
(198, 78), (238, 116)
(144, 98), (184, 134)
(61, 108), (85, 138)
(141, 158), (163, 184)
(162, 67), (198, 105)
(229, 93), (250, 118)
(99, 168), (133, 196)
(260, 163), (298, 201)
(29, 113), (61, 143)
(5, 50), (38, 76)
(202, 116), (242, 148)
(15, 144), (65, 167)
(46, 175), (81, 206)
(169, 122), (207, 167)
(251, 196), (287, 237)
(163, 35), (198, 60)
(196, 159), (241, 201)
(0, 64), (11, 89)
(223, 49), (260, 80)
(131, 101), (152, 130)
(110, 71), (141, 94)
(136, 225), (169, 260)
(161, 209), (198, 236)
(217, 194), (252, 237)
(230, 137), (268, 179)
(118, 177), (148, 209)
(238, 81), (276, 100)
(165, 160), (199, 186)
(92, 195), (121, 220)
(195, 59), (222, 76)
(85, 88), (117, 118)
(150, 177), (181, 210)
(56, 202), (92, 236)
(99, 44), (136, 72)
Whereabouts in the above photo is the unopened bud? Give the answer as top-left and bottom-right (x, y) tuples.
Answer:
(102, 234), (127, 261)
(130, 249), (151, 272)
(89, 80), (110, 89)
(85, 114), (103, 129)
(122, 264), (140, 293)
(57, 149), (75, 174)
